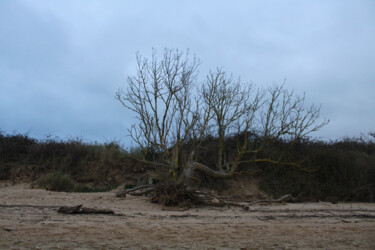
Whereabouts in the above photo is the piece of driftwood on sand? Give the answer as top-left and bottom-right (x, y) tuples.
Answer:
(57, 205), (115, 215)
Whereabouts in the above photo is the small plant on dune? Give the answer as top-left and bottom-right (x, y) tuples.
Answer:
(35, 172), (108, 193)
(36, 172), (75, 192)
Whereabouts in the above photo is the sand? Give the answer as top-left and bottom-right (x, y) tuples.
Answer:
(0, 183), (374, 249)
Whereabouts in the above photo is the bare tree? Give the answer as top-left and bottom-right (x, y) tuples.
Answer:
(116, 49), (329, 192)
(369, 132), (375, 140)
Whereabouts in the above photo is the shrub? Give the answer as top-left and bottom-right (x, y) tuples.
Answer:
(36, 172), (75, 192)
(35, 172), (111, 192)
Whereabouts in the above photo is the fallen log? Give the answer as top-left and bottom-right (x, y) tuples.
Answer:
(57, 205), (115, 215)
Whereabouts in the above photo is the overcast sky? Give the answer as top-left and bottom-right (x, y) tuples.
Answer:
(1, 0), (374, 145)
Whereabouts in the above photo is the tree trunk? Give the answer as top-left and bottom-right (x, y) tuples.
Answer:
(178, 160), (238, 189)
(178, 160), (197, 189)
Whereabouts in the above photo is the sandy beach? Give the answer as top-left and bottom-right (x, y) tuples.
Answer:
(0, 183), (374, 249)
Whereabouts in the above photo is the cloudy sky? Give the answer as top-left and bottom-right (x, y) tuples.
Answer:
(1, 0), (374, 145)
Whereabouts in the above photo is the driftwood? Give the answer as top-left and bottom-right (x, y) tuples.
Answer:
(190, 192), (292, 210)
(115, 184), (154, 197)
(246, 194), (293, 205)
(240, 194), (293, 210)
(57, 205), (115, 215)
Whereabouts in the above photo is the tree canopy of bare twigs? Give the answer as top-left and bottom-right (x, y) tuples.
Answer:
(116, 48), (329, 189)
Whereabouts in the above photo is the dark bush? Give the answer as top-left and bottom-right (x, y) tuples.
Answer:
(0, 132), (37, 162)
(0, 131), (130, 187)
(256, 138), (375, 202)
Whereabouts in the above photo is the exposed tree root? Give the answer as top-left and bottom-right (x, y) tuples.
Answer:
(116, 183), (293, 209)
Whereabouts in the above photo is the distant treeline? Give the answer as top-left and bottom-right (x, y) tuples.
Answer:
(0, 131), (374, 202)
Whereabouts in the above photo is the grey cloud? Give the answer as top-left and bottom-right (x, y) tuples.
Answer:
(0, 0), (374, 144)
